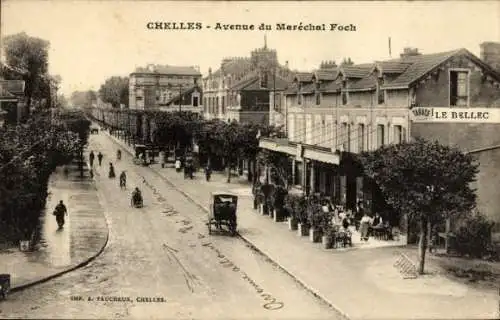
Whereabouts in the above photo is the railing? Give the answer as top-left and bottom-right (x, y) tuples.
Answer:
(393, 252), (418, 279)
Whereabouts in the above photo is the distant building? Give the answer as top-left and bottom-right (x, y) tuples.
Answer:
(203, 37), (294, 124)
(129, 64), (202, 112)
(0, 63), (27, 124)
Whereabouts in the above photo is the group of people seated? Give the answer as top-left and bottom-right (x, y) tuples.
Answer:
(320, 198), (392, 242)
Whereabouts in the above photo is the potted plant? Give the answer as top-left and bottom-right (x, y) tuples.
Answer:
(296, 196), (309, 236)
(260, 183), (273, 216)
(285, 194), (298, 230)
(273, 185), (288, 222)
(322, 225), (336, 249)
(308, 197), (324, 243)
(252, 182), (262, 210)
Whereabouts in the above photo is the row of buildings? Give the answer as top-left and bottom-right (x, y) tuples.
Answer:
(110, 41), (500, 233)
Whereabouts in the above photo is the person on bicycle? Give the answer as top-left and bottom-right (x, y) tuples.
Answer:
(132, 187), (142, 206)
(119, 171), (126, 189)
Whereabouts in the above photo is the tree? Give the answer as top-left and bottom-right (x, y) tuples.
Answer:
(3, 32), (50, 115)
(70, 90), (97, 109)
(99, 76), (129, 108)
(358, 138), (478, 274)
(340, 57), (354, 66)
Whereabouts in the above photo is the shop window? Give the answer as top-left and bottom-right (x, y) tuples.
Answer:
(377, 124), (385, 148)
(450, 70), (469, 106)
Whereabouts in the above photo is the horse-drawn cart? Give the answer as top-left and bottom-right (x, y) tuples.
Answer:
(207, 192), (238, 236)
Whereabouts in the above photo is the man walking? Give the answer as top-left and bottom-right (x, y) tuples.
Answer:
(98, 152), (103, 166)
(89, 151), (95, 167)
(53, 200), (68, 229)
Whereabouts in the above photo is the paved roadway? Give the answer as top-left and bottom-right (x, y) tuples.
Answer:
(0, 133), (340, 319)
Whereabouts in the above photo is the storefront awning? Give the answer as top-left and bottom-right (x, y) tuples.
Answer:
(259, 137), (340, 165)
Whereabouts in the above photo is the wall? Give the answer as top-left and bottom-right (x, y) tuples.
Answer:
(415, 55), (500, 107)
(412, 122), (500, 228)
(347, 90), (375, 107)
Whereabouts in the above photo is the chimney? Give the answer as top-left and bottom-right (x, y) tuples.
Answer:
(480, 42), (500, 72)
(400, 47), (421, 58)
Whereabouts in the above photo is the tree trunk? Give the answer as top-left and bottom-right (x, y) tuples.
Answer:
(79, 147), (84, 178)
(418, 217), (428, 274)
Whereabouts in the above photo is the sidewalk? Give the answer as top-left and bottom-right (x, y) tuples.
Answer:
(107, 131), (498, 319)
(1, 165), (109, 291)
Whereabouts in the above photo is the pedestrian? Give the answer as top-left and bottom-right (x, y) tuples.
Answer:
(98, 152), (103, 166)
(359, 212), (371, 241)
(53, 200), (68, 229)
(89, 151), (95, 167)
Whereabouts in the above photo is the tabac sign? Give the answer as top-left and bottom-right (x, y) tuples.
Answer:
(410, 107), (500, 123)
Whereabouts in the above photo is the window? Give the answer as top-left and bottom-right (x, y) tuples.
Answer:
(341, 122), (348, 151)
(193, 96), (199, 107)
(358, 124), (365, 151)
(450, 70), (469, 106)
(221, 96), (225, 114)
(315, 82), (321, 105)
(377, 124), (385, 148)
(316, 92), (321, 105)
(378, 79), (385, 104)
(298, 94), (302, 105)
(260, 73), (268, 88)
(136, 96), (143, 100)
(342, 92), (348, 105)
(393, 125), (403, 144)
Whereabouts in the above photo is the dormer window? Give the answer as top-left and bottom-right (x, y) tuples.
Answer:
(378, 78), (385, 104)
(260, 72), (268, 88)
(450, 69), (469, 106)
(315, 82), (321, 105)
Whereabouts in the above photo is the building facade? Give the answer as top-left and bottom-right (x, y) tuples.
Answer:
(203, 40), (293, 124)
(260, 44), (500, 234)
(129, 64), (202, 112)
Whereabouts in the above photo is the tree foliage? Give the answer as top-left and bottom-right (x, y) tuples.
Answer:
(340, 57), (354, 66)
(70, 90), (97, 109)
(358, 137), (478, 273)
(3, 32), (50, 111)
(0, 110), (90, 242)
(98, 76), (129, 108)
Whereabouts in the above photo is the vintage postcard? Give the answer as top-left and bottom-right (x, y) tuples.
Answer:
(0, 1), (499, 319)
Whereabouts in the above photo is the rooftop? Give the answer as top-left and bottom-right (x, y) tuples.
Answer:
(132, 64), (201, 76)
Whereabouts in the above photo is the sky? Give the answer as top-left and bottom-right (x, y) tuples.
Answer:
(2, 0), (499, 96)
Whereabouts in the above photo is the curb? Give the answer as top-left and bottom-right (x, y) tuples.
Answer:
(104, 131), (351, 320)
(10, 165), (110, 293)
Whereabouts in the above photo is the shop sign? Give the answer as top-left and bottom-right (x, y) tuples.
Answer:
(410, 107), (500, 123)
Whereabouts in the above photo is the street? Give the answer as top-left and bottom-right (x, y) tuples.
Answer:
(0, 132), (339, 319)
